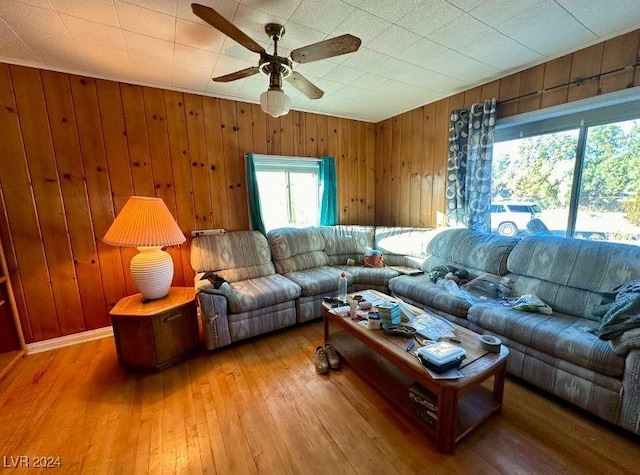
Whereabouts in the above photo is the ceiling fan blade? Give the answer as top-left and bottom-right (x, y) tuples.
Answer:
(290, 34), (361, 64)
(213, 67), (260, 82)
(191, 3), (265, 55)
(286, 72), (324, 100)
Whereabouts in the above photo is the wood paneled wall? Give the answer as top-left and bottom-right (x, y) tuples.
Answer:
(0, 64), (375, 343)
(375, 29), (640, 228)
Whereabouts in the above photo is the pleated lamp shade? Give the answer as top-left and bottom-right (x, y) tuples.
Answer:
(104, 196), (186, 301)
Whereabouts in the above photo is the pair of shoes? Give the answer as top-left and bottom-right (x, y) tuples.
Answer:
(324, 343), (341, 370)
(315, 346), (330, 374)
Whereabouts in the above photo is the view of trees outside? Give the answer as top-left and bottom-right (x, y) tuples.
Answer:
(492, 119), (640, 244)
(256, 170), (318, 231)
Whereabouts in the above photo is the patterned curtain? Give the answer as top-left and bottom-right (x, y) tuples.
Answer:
(446, 98), (497, 233)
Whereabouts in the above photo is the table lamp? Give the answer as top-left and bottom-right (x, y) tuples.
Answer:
(103, 196), (186, 301)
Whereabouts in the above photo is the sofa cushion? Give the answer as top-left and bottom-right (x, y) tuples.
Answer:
(267, 227), (328, 273)
(335, 265), (400, 288)
(283, 266), (354, 297)
(507, 235), (640, 321)
(388, 274), (472, 318)
(467, 304), (625, 377)
(374, 227), (438, 267)
(319, 225), (374, 265)
(226, 274), (301, 313)
(425, 229), (519, 276)
(190, 230), (275, 282)
(508, 235), (640, 291)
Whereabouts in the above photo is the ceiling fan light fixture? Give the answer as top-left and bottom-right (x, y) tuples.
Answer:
(260, 87), (291, 118)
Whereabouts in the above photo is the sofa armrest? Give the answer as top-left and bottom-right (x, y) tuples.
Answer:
(196, 292), (232, 350)
(609, 328), (640, 356)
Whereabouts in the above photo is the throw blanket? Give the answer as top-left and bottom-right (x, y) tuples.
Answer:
(592, 280), (640, 340)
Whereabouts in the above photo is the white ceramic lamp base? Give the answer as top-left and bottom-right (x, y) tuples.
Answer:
(130, 247), (174, 300)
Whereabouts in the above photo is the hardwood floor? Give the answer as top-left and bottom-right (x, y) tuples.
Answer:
(0, 320), (638, 474)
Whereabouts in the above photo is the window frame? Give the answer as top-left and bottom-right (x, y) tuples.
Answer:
(252, 154), (321, 230)
(494, 87), (640, 238)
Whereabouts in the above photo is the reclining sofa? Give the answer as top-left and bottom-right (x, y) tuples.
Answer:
(191, 226), (640, 435)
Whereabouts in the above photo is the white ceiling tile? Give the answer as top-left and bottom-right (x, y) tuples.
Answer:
(373, 80), (428, 100)
(0, 19), (41, 63)
(557, 0), (640, 36)
(322, 64), (365, 85)
(330, 9), (391, 44)
(172, 62), (212, 90)
(174, 43), (219, 68)
(446, 0), (488, 11)
(343, 47), (388, 74)
(123, 31), (174, 60)
(424, 49), (500, 82)
(426, 14), (489, 50)
(24, 34), (89, 71)
(294, 59), (338, 78)
(232, 4), (288, 46)
(49, 0), (120, 27)
(396, 38), (448, 67)
(407, 69), (470, 93)
(77, 42), (132, 77)
(115, 1), (175, 41)
(240, 0), (303, 19)
(360, 0), (426, 24)
(397, 0), (464, 37)
(121, 0), (177, 16)
(177, 0), (238, 22)
(457, 29), (543, 70)
(176, 17), (226, 52)
(351, 73), (388, 89)
(367, 25), (421, 56)
(467, 0), (539, 27)
(0, 1), (71, 38)
(306, 77), (344, 94)
(280, 21), (326, 52)
(516, 15), (597, 56)
(60, 14), (125, 49)
(13, 0), (54, 10)
(495, 0), (566, 39)
(290, 0), (355, 34)
(129, 52), (173, 84)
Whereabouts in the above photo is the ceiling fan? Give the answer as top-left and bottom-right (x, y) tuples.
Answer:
(191, 3), (362, 117)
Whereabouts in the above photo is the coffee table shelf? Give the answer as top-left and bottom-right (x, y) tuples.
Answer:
(324, 299), (508, 454)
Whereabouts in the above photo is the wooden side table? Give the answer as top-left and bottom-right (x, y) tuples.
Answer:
(109, 287), (198, 371)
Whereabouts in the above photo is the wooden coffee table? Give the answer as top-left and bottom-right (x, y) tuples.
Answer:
(323, 291), (508, 454)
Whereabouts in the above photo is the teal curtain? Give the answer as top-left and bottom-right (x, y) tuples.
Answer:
(245, 153), (266, 234)
(319, 156), (338, 225)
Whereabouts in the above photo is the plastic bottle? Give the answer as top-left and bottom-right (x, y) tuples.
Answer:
(337, 271), (348, 299)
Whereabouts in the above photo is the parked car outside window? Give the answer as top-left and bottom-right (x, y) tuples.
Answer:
(491, 201), (542, 236)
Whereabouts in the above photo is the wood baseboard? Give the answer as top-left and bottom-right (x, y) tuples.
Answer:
(26, 327), (113, 355)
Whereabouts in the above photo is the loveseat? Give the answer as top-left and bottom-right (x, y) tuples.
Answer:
(191, 225), (640, 435)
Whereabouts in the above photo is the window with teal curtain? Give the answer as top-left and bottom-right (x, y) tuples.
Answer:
(245, 152), (266, 234)
(319, 156), (338, 225)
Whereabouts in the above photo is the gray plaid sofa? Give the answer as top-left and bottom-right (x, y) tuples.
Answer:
(191, 226), (640, 435)
(389, 228), (640, 435)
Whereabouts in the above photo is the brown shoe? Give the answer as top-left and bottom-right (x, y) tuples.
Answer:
(315, 346), (330, 374)
(324, 343), (341, 370)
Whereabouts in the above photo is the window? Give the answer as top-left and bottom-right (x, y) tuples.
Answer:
(253, 155), (320, 231)
(492, 88), (640, 245)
